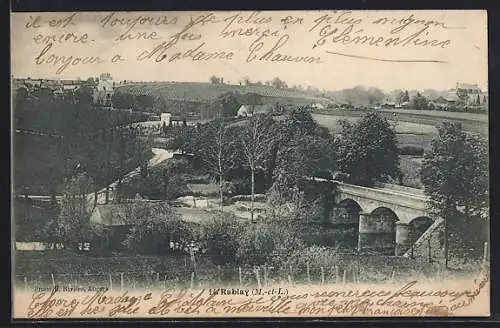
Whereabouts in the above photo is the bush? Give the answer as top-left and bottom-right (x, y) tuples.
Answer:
(398, 146), (424, 156)
(237, 222), (305, 267)
(300, 227), (358, 249)
(122, 202), (194, 255)
(225, 178), (250, 195)
(120, 159), (193, 200)
(200, 213), (244, 265)
(286, 245), (343, 272)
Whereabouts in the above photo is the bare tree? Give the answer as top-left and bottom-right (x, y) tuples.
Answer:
(239, 115), (275, 223)
(196, 119), (238, 211)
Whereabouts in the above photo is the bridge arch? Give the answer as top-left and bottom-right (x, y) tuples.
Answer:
(333, 199), (363, 249)
(357, 206), (400, 255)
(332, 181), (433, 255)
(370, 206), (399, 221)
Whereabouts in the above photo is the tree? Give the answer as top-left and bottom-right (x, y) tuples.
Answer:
(112, 92), (135, 110)
(236, 221), (304, 266)
(420, 122), (488, 268)
(240, 114), (275, 223)
(135, 94), (154, 111)
(194, 119), (238, 210)
(411, 92), (429, 110)
(456, 88), (469, 106)
(122, 202), (193, 255)
(168, 126), (197, 154)
(209, 76), (223, 84)
(270, 109), (336, 194)
(271, 77), (288, 89)
(213, 92), (241, 117)
(75, 79), (96, 106)
(396, 90), (410, 105)
(200, 213), (243, 265)
(404, 90), (410, 102)
(49, 172), (96, 249)
(336, 112), (401, 187)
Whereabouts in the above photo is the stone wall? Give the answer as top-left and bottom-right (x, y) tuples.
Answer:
(406, 219), (445, 262)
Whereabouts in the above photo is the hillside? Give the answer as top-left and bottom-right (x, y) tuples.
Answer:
(115, 82), (334, 106)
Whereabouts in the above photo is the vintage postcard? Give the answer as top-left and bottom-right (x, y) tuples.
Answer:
(11, 10), (489, 319)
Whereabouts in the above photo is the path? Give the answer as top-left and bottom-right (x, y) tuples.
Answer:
(91, 148), (172, 205)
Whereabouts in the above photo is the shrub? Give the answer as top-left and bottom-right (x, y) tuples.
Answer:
(237, 222), (305, 267)
(286, 245), (343, 272)
(300, 226), (358, 249)
(122, 202), (194, 255)
(398, 146), (424, 156)
(120, 159), (193, 200)
(200, 213), (243, 265)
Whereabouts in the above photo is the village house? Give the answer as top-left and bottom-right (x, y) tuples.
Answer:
(310, 102), (326, 110)
(93, 73), (115, 107)
(89, 202), (206, 253)
(447, 82), (488, 106)
(89, 204), (132, 251)
(236, 103), (274, 117)
(160, 113), (172, 127)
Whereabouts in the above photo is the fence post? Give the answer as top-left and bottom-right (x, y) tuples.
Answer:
(287, 274), (293, 286)
(163, 275), (167, 290)
(391, 269), (396, 283)
(483, 241), (489, 269)
(342, 269), (347, 285)
(217, 265), (221, 283)
(320, 267), (325, 285)
(428, 238), (432, 263)
(190, 271), (195, 290)
(238, 267), (243, 288)
(335, 266), (340, 283)
(24, 276), (28, 291)
(289, 265), (293, 284)
(109, 273), (113, 291)
(306, 262), (311, 284)
(353, 265), (358, 284)
(190, 251), (197, 278)
(254, 267), (261, 290)
(120, 272), (124, 291)
(51, 273), (56, 289)
(263, 266), (268, 287)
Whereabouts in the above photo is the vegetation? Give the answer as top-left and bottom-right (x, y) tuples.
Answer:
(116, 82), (331, 107)
(14, 86), (151, 196)
(192, 119), (239, 209)
(421, 122), (489, 267)
(44, 173), (105, 251)
(119, 159), (192, 200)
(200, 213), (243, 265)
(335, 112), (401, 186)
(122, 202), (194, 255)
(14, 81), (489, 284)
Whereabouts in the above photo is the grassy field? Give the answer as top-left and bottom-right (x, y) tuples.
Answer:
(378, 108), (488, 123)
(312, 113), (437, 150)
(117, 82), (332, 105)
(13, 250), (481, 290)
(313, 109), (488, 137)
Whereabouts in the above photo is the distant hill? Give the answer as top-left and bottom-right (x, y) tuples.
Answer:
(115, 82), (334, 106)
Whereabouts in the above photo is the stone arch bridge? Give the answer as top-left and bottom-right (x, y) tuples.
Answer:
(322, 180), (440, 256)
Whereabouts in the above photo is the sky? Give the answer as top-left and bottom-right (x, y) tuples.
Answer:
(11, 10), (488, 92)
